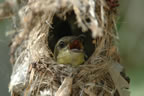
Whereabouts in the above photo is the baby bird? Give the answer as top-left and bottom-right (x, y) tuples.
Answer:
(54, 35), (85, 66)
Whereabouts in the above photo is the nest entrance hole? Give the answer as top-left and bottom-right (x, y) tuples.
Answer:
(48, 12), (95, 58)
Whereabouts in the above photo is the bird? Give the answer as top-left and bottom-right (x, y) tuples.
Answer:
(54, 35), (86, 66)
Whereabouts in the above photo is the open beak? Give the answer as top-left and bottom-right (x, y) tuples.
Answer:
(69, 39), (83, 51)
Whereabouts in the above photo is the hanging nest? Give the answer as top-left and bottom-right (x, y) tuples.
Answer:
(8, 0), (130, 96)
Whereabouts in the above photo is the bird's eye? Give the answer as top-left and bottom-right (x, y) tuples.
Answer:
(59, 41), (65, 48)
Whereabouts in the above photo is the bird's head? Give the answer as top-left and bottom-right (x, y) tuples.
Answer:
(54, 35), (85, 66)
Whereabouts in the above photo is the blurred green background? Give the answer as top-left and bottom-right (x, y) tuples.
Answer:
(0, 0), (144, 96)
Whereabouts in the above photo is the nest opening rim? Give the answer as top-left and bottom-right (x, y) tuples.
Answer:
(48, 12), (95, 60)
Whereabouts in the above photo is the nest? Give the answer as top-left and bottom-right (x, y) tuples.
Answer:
(8, 0), (129, 96)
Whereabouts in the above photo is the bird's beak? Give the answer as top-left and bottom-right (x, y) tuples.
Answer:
(69, 39), (83, 51)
